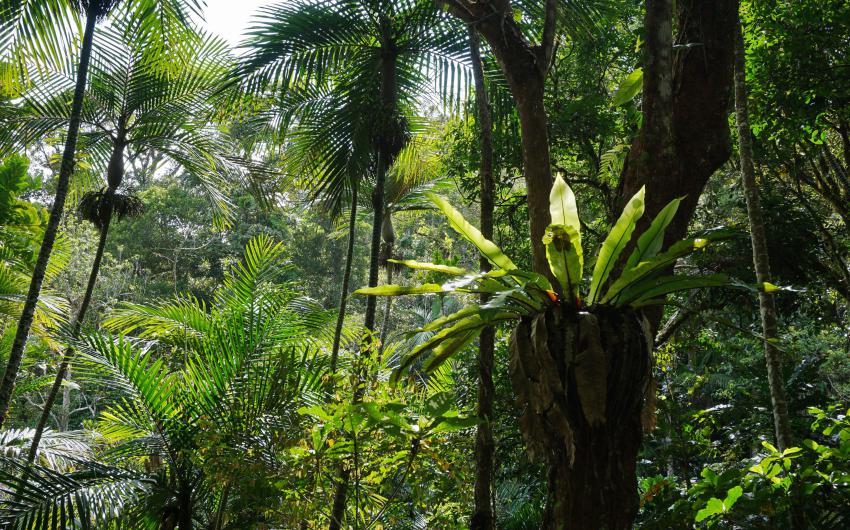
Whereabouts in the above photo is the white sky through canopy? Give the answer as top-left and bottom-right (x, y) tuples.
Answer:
(199, 0), (277, 46)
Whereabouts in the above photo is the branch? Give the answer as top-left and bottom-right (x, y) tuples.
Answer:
(539, 0), (558, 73)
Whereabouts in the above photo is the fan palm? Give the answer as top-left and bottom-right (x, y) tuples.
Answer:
(236, 0), (468, 390)
(4, 22), (240, 461)
(0, 0), (204, 428)
(0, 235), (333, 529)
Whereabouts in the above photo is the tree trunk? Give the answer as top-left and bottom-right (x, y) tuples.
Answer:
(469, 26), (496, 530)
(178, 478), (193, 530)
(330, 183), (359, 375)
(329, 41), (399, 530)
(732, 18), (794, 450)
(620, 0), (737, 248)
(377, 211), (396, 361)
(0, 11), (98, 427)
(509, 306), (652, 529)
(27, 197), (114, 463)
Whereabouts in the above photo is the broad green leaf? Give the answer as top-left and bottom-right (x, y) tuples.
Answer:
(422, 329), (479, 372)
(603, 237), (704, 304)
(588, 186), (645, 304)
(724, 486), (743, 508)
(418, 306), (481, 332)
(392, 316), (486, 384)
(761, 281), (780, 293)
(388, 259), (468, 276)
(624, 274), (730, 308)
(544, 224), (582, 300)
(429, 193), (516, 271)
(549, 175), (582, 264)
(354, 284), (444, 296)
(624, 197), (682, 270)
(695, 497), (725, 522)
(612, 67), (643, 106)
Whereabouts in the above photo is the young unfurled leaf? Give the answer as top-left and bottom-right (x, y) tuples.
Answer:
(544, 224), (582, 302)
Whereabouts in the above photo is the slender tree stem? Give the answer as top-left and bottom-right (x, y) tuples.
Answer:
(330, 183), (359, 376)
(469, 25), (496, 530)
(27, 200), (113, 463)
(733, 16), (794, 451)
(0, 11), (98, 427)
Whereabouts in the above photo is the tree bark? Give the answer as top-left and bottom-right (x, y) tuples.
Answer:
(27, 194), (114, 463)
(0, 10), (98, 427)
(330, 183), (359, 375)
(469, 26), (496, 530)
(620, 0), (737, 247)
(509, 306), (652, 529)
(733, 18), (794, 450)
(178, 477), (193, 530)
(444, 1), (554, 279)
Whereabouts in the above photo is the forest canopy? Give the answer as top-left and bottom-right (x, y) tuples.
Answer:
(0, 0), (848, 528)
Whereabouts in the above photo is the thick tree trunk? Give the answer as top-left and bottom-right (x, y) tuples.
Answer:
(330, 184), (359, 375)
(27, 198), (114, 463)
(469, 26), (496, 530)
(0, 11), (98, 427)
(733, 19), (794, 450)
(509, 306), (652, 529)
(620, 0), (737, 246)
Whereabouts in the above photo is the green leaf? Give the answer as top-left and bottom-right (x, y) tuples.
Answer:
(392, 316), (487, 384)
(544, 224), (582, 301)
(429, 193), (516, 271)
(724, 486), (743, 508)
(603, 237), (706, 305)
(624, 197), (682, 270)
(548, 174), (583, 256)
(388, 259), (468, 276)
(761, 281), (780, 293)
(625, 274), (730, 308)
(588, 186), (645, 304)
(546, 175), (583, 298)
(612, 67), (643, 106)
(695, 497), (725, 522)
(354, 284), (445, 296)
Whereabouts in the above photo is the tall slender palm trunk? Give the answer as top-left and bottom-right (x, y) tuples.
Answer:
(733, 18), (794, 450)
(330, 183), (359, 375)
(469, 26), (496, 530)
(0, 11), (98, 427)
(329, 42), (399, 530)
(27, 196), (114, 463)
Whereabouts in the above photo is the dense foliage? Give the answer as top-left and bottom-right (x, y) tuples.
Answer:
(0, 0), (848, 528)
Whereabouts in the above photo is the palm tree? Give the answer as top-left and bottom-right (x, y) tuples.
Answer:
(0, 0), (204, 428)
(0, 155), (69, 347)
(4, 22), (240, 461)
(0, 235), (333, 529)
(468, 26), (496, 530)
(237, 0), (466, 353)
(236, 2), (467, 525)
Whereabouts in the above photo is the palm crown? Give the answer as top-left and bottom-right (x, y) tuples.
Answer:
(0, 21), (238, 221)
